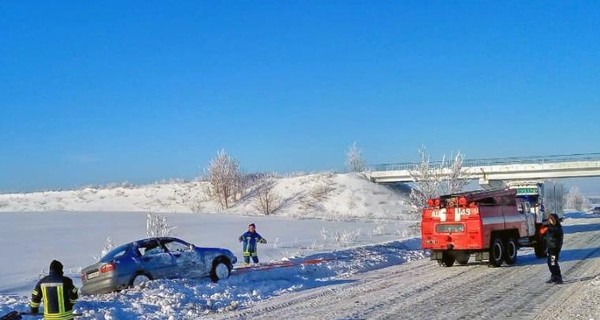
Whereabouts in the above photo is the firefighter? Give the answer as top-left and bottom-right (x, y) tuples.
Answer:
(544, 213), (564, 284)
(30, 260), (78, 319)
(238, 223), (267, 265)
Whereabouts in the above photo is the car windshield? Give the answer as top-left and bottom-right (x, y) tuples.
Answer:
(100, 243), (130, 262)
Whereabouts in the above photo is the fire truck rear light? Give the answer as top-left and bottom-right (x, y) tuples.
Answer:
(434, 199), (441, 207)
(427, 199), (434, 207)
(458, 197), (467, 207)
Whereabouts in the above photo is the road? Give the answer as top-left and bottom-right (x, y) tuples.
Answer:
(215, 214), (600, 320)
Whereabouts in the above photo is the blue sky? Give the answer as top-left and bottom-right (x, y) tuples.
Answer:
(1, 1), (599, 192)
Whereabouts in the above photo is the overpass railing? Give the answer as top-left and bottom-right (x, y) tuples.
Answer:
(369, 152), (600, 172)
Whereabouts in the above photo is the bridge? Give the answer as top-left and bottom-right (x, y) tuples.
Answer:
(366, 153), (600, 188)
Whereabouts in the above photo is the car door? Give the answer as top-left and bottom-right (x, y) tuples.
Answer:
(161, 238), (206, 278)
(136, 239), (177, 279)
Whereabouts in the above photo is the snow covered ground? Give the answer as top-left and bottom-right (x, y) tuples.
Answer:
(0, 211), (423, 319)
(215, 212), (600, 320)
(2, 212), (598, 319)
(0, 173), (424, 319)
(1, 174), (598, 319)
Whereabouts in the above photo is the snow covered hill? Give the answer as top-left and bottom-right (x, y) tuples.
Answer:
(0, 173), (413, 220)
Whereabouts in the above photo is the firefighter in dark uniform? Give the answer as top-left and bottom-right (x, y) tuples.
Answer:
(544, 213), (564, 284)
(30, 260), (78, 319)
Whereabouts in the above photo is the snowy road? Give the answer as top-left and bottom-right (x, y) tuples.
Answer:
(216, 214), (600, 320)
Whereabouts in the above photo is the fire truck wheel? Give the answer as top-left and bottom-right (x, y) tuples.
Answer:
(455, 252), (470, 265)
(504, 238), (518, 265)
(440, 252), (455, 267)
(489, 237), (504, 267)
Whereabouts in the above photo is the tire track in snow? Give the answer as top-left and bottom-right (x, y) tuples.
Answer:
(216, 261), (475, 319)
(531, 230), (600, 320)
(359, 221), (600, 320)
(215, 216), (600, 320)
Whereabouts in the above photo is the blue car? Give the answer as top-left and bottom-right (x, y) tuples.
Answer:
(80, 237), (237, 295)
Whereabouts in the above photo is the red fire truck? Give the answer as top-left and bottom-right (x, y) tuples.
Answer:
(421, 188), (547, 267)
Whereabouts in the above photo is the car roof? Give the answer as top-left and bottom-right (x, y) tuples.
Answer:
(132, 236), (187, 245)
(100, 237), (190, 262)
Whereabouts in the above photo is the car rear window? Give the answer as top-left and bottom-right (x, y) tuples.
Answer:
(100, 244), (129, 262)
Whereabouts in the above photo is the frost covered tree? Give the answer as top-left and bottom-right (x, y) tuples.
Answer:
(207, 149), (241, 209)
(346, 141), (366, 172)
(93, 237), (115, 261)
(565, 186), (589, 211)
(146, 212), (176, 237)
(253, 178), (282, 215)
(408, 147), (441, 211)
(408, 147), (467, 213)
(440, 152), (468, 195)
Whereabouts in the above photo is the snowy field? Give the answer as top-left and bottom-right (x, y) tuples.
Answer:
(0, 211), (423, 319)
(0, 173), (426, 319)
(3, 174), (597, 319)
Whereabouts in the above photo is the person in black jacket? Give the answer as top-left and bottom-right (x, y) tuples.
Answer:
(544, 213), (564, 284)
(30, 260), (78, 319)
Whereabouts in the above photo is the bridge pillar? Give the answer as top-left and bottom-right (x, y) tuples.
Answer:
(479, 178), (505, 190)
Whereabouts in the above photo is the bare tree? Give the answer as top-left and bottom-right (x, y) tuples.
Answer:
(408, 147), (467, 213)
(408, 147), (442, 210)
(146, 212), (176, 237)
(565, 186), (589, 211)
(440, 152), (468, 195)
(93, 236), (115, 261)
(253, 178), (282, 215)
(207, 149), (241, 209)
(346, 141), (366, 172)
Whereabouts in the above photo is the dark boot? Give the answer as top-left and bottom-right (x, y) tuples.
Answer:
(554, 278), (563, 284)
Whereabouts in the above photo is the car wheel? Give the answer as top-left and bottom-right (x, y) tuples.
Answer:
(130, 273), (152, 288)
(210, 257), (231, 283)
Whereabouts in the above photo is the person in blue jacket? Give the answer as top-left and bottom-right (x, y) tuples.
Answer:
(238, 223), (267, 265)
